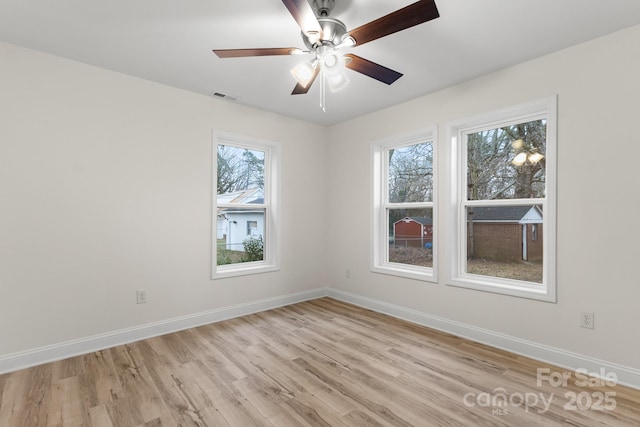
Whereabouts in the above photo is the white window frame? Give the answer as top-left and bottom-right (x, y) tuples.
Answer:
(212, 131), (280, 279)
(371, 128), (437, 282)
(446, 96), (557, 302)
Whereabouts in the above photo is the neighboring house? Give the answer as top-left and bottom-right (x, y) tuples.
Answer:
(393, 217), (433, 248)
(468, 205), (543, 262)
(216, 188), (264, 251)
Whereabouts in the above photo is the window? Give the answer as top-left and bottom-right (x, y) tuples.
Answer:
(212, 132), (280, 279)
(247, 221), (258, 236)
(447, 96), (557, 301)
(372, 129), (437, 282)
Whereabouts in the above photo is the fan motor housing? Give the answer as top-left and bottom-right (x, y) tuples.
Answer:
(302, 17), (347, 49)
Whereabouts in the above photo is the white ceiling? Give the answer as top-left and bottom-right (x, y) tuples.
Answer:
(1, 0), (640, 126)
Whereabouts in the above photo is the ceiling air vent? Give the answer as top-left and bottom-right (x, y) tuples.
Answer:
(209, 91), (238, 102)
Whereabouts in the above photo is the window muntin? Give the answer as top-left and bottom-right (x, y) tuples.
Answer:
(213, 133), (279, 279)
(372, 130), (436, 282)
(448, 96), (556, 301)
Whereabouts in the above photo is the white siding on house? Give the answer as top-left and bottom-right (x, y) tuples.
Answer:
(221, 211), (265, 251)
(519, 206), (543, 224)
(216, 189), (265, 249)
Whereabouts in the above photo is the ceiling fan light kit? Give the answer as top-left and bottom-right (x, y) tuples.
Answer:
(213, 0), (440, 111)
(290, 60), (317, 88)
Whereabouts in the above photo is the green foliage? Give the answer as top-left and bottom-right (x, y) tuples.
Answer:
(217, 252), (233, 265)
(242, 235), (264, 262)
(216, 239), (246, 266)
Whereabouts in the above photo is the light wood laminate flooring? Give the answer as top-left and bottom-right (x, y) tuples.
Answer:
(1, 298), (639, 426)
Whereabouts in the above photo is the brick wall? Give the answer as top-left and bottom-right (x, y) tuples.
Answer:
(527, 223), (543, 262)
(468, 223), (543, 262)
(468, 223), (521, 262)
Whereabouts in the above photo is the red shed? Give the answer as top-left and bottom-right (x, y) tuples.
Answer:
(393, 217), (433, 248)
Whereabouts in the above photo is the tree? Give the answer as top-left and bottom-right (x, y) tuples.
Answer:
(466, 119), (546, 258)
(502, 121), (546, 199)
(217, 145), (265, 194)
(466, 119), (546, 201)
(388, 142), (433, 203)
(387, 142), (434, 232)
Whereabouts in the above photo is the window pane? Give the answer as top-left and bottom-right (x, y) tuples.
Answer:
(217, 145), (265, 199)
(388, 208), (433, 267)
(216, 208), (265, 265)
(388, 141), (433, 203)
(465, 205), (543, 283)
(216, 144), (266, 267)
(467, 119), (546, 200)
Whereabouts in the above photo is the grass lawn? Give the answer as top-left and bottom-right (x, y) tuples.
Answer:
(216, 239), (246, 265)
(389, 245), (542, 283)
(389, 246), (433, 267)
(467, 258), (542, 283)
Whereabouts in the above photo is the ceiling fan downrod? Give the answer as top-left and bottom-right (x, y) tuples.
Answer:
(312, 0), (335, 17)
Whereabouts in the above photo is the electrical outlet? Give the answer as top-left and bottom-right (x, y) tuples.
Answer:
(136, 290), (147, 304)
(346, 269), (351, 278)
(580, 312), (594, 329)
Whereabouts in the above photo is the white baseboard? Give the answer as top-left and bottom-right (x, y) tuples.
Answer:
(0, 288), (327, 375)
(326, 288), (640, 390)
(3, 286), (639, 391)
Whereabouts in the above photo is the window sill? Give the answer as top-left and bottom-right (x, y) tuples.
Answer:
(371, 264), (437, 283)
(447, 275), (556, 302)
(212, 263), (279, 280)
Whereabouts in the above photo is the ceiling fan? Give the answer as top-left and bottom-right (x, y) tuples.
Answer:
(213, 0), (439, 107)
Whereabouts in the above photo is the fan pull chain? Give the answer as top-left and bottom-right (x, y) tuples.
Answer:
(320, 72), (326, 113)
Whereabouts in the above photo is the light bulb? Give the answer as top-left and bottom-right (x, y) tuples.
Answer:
(305, 31), (321, 45)
(336, 36), (356, 49)
(290, 60), (317, 88)
(322, 52), (345, 77)
(512, 152), (527, 166)
(511, 139), (524, 150)
(327, 72), (349, 92)
(528, 152), (544, 164)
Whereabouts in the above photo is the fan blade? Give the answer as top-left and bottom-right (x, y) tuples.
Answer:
(213, 48), (303, 58)
(345, 54), (403, 85)
(282, 0), (323, 38)
(291, 66), (321, 95)
(348, 0), (439, 46)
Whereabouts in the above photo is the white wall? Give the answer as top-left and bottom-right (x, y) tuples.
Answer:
(327, 25), (640, 370)
(0, 41), (329, 357)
